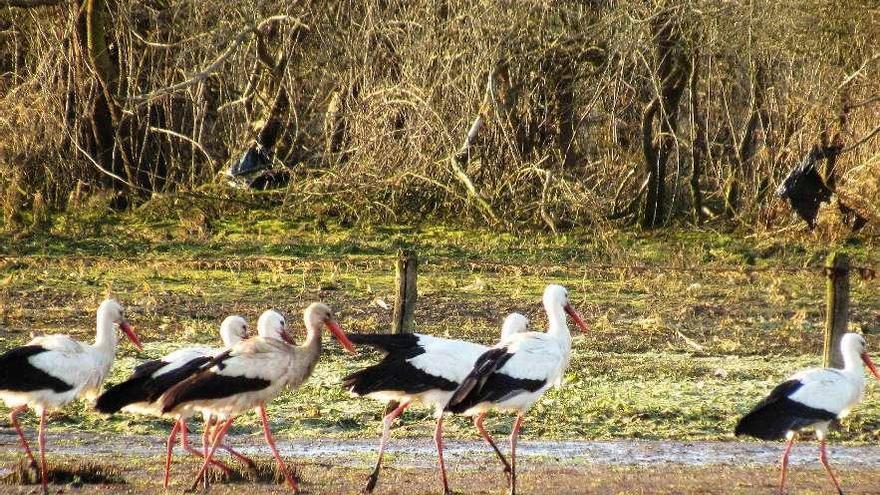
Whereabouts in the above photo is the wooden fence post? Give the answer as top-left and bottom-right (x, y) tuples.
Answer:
(385, 249), (417, 415)
(392, 249), (418, 334)
(824, 252), (850, 369)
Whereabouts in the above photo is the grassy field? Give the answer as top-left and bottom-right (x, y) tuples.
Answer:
(0, 207), (879, 448)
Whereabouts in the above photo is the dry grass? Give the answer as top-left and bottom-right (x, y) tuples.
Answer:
(0, 1), (878, 232)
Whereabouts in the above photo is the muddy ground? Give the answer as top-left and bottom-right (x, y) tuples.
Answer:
(2, 432), (880, 494)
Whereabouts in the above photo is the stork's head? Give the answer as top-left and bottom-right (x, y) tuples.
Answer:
(258, 309), (292, 344)
(542, 284), (588, 333)
(501, 312), (529, 340)
(842, 333), (880, 380)
(219, 315), (249, 347)
(304, 302), (356, 354)
(98, 299), (142, 350)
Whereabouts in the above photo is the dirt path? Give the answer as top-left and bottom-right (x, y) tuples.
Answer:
(4, 431), (880, 468)
(2, 431), (880, 493)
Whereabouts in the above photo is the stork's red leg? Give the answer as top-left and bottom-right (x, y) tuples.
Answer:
(37, 409), (48, 494)
(778, 434), (795, 495)
(180, 419), (233, 476)
(188, 417), (235, 492)
(433, 414), (451, 495)
(201, 415), (215, 459)
(218, 437), (258, 473)
(163, 418), (182, 489)
(474, 412), (512, 482)
(258, 404), (298, 492)
(508, 413), (525, 495)
(199, 416), (214, 489)
(9, 405), (36, 467)
(364, 400), (410, 493)
(818, 439), (844, 495)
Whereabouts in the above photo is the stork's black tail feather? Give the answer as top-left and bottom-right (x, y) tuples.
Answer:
(345, 333), (422, 356)
(734, 380), (837, 440)
(95, 360), (167, 414)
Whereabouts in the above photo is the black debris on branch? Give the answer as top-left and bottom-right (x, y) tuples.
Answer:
(776, 146), (833, 229)
(228, 144), (273, 178)
(838, 202), (868, 232)
(226, 144), (290, 191)
(248, 169), (291, 190)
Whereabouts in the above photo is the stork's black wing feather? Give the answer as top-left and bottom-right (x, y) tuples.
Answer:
(734, 380), (837, 440)
(342, 356), (458, 396)
(159, 350), (268, 414)
(0, 345), (74, 393)
(446, 347), (512, 409)
(446, 373), (546, 414)
(160, 372), (270, 414)
(142, 356), (213, 402)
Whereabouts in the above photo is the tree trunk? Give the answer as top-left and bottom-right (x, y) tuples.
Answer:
(640, 12), (689, 229)
(727, 63), (767, 217)
(689, 51), (706, 224)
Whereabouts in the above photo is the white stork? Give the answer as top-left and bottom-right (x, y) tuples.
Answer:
(95, 314), (255, 487)
(160, 303), (356, 492)
(735, 332), (880, 495)
(0, 299), (141, 493)
(446, 284), (588, 495)
(343, 312), (530, 494)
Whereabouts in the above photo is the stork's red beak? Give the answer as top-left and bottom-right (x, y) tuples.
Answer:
(119, 321), (142, 351)
(862, 352), (880, 381)
(326, 320), (356, 354)
(563, 304), (588, 333)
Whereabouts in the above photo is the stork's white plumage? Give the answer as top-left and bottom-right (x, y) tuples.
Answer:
(161, 303), (356, 492)
(95, 314), (254, 487)
(446, 285), (588, 495)
(735, 333), (880, 495)
(0, 299), (141, 492)
(343, 312), (530, 494)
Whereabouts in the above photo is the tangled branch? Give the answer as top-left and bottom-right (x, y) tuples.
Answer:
(127, 15), (307, 103)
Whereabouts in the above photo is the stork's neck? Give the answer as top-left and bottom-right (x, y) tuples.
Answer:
(92, 312), (118, 353)
(296, 321), (323, 376)
(545, 302), (571, 343)
(90, 311), (118, 373)
(841, 347), (865, 377)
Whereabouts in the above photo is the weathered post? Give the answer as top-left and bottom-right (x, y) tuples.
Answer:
(823, 252), (850, 369)
(386, 249), (417, 415)
(392, 249), (418, 334)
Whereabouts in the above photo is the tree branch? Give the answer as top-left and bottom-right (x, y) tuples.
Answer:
(0, 0), (62, 7)
(841, 123), (880, 154)
(127, 15), (306, 103)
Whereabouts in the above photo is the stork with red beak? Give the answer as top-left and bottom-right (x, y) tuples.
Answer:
(95, 314), (256, 487)
(446, 284), (588, 495)
(735, 332), (880, 495)
(0, 299), (142, 493)
(161, 302), (356, 493)
(343, 312), (530, 494)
